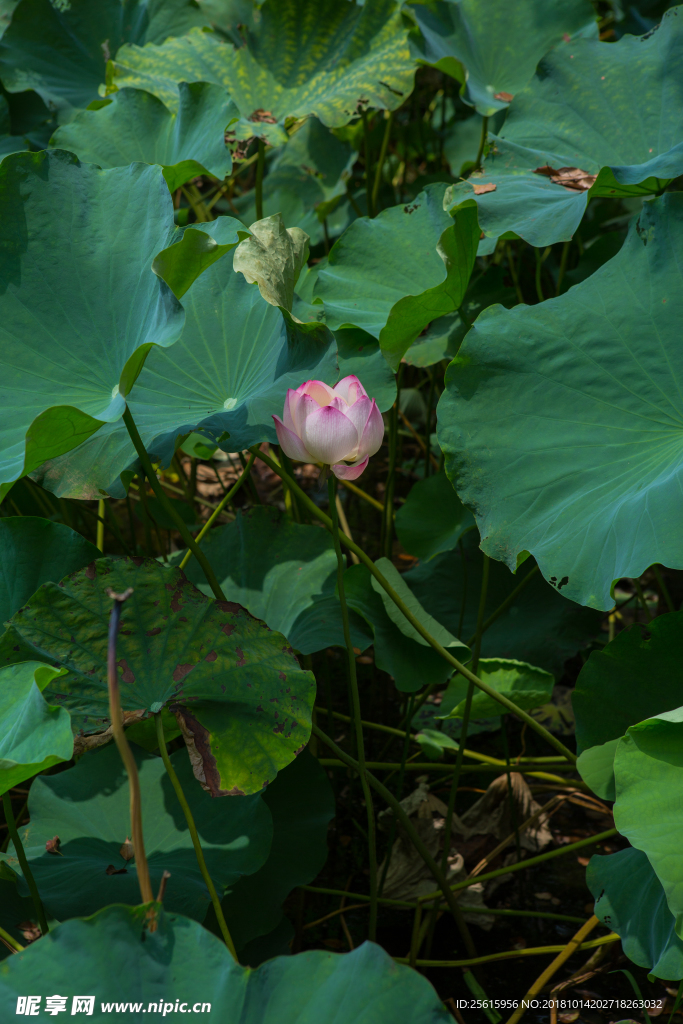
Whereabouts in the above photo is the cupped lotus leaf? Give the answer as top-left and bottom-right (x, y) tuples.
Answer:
(445, 10), (683, 246)
(588, 848), (683, 981)
(411, 0), (596, 117)
(0, 516), (100, 625)
(0, 905), (451, 1023)
(438, 193), (683, 610)
(439, 658), (555, 721)
(0, 0), (210, 119)
(405, 536), (601, 677)
(217, 747), (335, 953)
(3, 742), (272, 922)
(110, 0), (415, 131)
(613, 708), (683, 938)
(51, 83), (238, 193)
(0, 150), (184, 499)
(396, 472), (475, 561)
(233, 214), (310, 312)
(32, 217), (337, 500)
(574, 614), (683, 753)
(314, 186), (479, 370)
(0, 661), (72, 793)
(176, 507), (373, 655)
(344, 563), (466, 693)
(0, 556), (315, 796)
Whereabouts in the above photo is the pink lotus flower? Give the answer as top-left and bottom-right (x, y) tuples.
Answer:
(273, 375), (384, 480)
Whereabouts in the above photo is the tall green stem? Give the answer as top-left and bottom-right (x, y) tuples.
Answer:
(123, 407), (226, 602)
(154, 714), (237, 959)
(313, 722), (477, 957)
(377, 693), (415, 896)
(255, 140), (265, 221)
(107, 592), (153, 905)
(371, 112), (393, 216)
(361, 108), (373, 217)
(382, 366), (402, 559)
(251, 447), (576, 764)
(2, 791), (48, 935)
(328, 474), (378, 940)
(179, 452), (255, 572)
(474, 116), (489, 170)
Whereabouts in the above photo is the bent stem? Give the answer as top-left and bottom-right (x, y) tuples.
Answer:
(312, 722), (477, 958)
(250, 447), (576, 764)
(154, 714), (238, 959)
(2, 791), (49, 936)
(328, 474), (378, 940)
(179, 451), (256, 571)
(107, 590), (153, 904)
(123, 407), (226, 601)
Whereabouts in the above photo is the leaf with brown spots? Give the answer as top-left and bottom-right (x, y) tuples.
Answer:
(0, 556), (315, 795)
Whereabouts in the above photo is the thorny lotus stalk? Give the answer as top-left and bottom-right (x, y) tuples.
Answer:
(107, 587), (154, 906)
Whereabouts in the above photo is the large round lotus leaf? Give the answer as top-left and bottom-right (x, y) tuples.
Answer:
(31, 217), (337, 500)
(0, 0), (209, 119)
(50, 83), (238, 193)
(177, 507), (373, 656)
(3, 742), (272, 922)
(613, 708), (683, 939)
(440, 657), (554, 721)
(0, 150), (184, 500)
(588, 848), (683, 981)
(0, 661), (72, 793)
(574, 614), (683, 754)
(0, 556), (315, 797)
(411, 0), (595, 117)
(405, 536), (601, 677)
(314, 186), (479, 370)
(109, 0), (415, 130)
(445, 9), (683, 246)
(0, 517), (100, 625)
(396, 471), (475, 561)
(438, 193), (683, 610)
(0, 905), (451, 1023)
(216, 747), (335, 953)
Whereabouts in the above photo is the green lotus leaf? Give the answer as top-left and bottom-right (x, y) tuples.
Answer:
(334, 329), (397, 414)
(439, 657), (554, 721)
(0, 516), (100, 625)
(314, 185), (479, 370)
(3, 741), (272, 922)
(396, 472), (475, 561)
(404, 536), (601, 677)
(411, 0), (595, 117)
(576, 740), (619, 801)
(109, 0), (415, 130)
(0, 150), (184, 500)
(233, 214), (310, 312)
(231, 118), (357, 247)
(588, 848), (683, 981)
(438, 193), (683, 610)
(177, 507), (373, 656)
(0, 556), (315, 797)
(613, 708), (683, 939)
(0, 904), (451, 1022)
(445, 10), (683, 246)
(371, 557), (468, 654)
(216, 747), (335, 954)
(344, 562), (468, 693)
(31, 217), (337, 500)
(0, 0), (210, 120)
(51, 83), (238, 193)
(0, 661), (72, 793)
(200, 0), (256, 46)
(574, 614), (683, 754)
(415, 728), (460, 761)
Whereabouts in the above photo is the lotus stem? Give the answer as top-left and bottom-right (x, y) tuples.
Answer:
(2, 790), (49, 936)
(179, 451), (255, 571)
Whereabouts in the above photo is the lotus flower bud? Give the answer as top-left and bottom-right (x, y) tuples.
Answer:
(273, 375), (384, 480)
